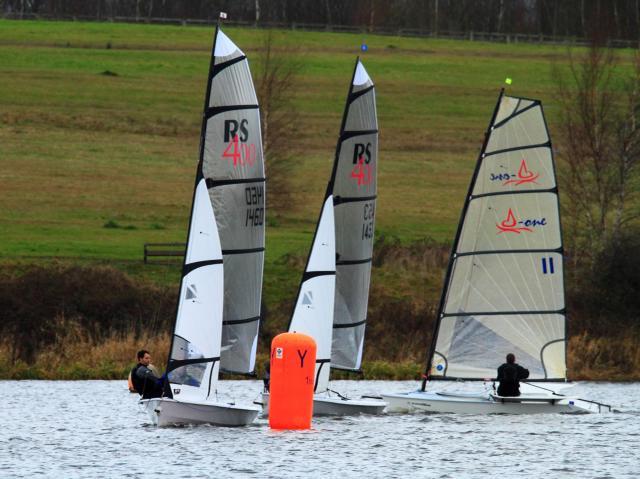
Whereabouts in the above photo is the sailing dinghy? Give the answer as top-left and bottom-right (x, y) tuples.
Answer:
(382, 91), (611, 414)
(261, 59), (386, 416)
(141, 25), (262, 427)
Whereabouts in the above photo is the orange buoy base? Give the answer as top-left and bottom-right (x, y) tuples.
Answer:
(269, 332), (317, 430)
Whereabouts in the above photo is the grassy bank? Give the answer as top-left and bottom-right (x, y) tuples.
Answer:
(1, 20), (639, 380)
(1, 264), (639, 381)
(2, 329), (638, 381)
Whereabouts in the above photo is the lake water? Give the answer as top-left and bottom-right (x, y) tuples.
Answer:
(0, 380), (637, 478)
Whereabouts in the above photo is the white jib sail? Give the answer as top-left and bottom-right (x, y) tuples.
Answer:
(430, 94), (566, 381)
(168, 178), (224, 402)
(289, 195), (336, 393)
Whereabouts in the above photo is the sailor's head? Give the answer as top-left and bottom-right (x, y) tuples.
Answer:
(506, 353), (515, 364)
(137, 349), (151, 366)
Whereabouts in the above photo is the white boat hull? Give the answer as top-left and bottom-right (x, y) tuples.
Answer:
(381, 390), (594, 414)
(258, 392), (387, 417)
(141, 397), (260, 427)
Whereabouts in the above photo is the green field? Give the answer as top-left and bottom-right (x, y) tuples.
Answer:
(1, 19), (639, 379)
(1, 22), (613, 278)
(1, 20), (611, 255)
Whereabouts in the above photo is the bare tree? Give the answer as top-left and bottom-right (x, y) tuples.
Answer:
(553, 40), (640, 269)
(254, 30), (301, 212)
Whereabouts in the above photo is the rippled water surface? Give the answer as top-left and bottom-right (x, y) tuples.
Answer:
(1, 380), (638, 478)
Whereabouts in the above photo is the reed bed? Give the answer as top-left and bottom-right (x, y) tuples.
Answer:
(2, 331), (637, 381)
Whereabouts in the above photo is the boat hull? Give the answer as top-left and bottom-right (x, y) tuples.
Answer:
(381, 391), (591, 414)
(258, 392), (387, 417)
(141, 398), (260, 427)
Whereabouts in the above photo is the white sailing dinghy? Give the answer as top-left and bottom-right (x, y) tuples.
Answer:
(382, 91), (612, 414)
(141, 25), (261, 427)
(261, 60), (385, 416)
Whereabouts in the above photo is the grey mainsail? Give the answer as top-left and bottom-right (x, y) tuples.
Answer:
(426, 91), (566, 382)
(201, 28), (265, 374)
(330, 59), (378, 371)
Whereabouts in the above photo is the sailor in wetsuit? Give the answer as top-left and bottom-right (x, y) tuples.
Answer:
(130, 349), (164, 399)
(496, 353), (530, 397)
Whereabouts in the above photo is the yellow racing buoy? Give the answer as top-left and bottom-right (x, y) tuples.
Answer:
(269, 332), (316, 430)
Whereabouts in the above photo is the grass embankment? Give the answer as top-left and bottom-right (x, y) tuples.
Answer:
(0, 20), (638, 380)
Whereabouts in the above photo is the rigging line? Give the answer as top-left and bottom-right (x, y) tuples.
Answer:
(327, 388), (350, 400)
(521, 381), (564, 396)
(206, 361), (216, 400)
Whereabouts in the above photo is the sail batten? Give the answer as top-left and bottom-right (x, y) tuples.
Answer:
(427, 92), (566, 382)
(329, 59), (378, 372)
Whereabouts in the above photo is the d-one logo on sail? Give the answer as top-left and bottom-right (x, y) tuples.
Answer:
(496, 208), (546, 234)
(222, 119), (257, 167)
(489, 159), (540, 185)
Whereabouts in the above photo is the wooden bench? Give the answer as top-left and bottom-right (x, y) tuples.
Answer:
(143, 242), (186, 265)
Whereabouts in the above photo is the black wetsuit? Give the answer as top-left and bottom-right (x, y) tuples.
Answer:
(496, 363), (530, 397)
(131, 364), (163, 399)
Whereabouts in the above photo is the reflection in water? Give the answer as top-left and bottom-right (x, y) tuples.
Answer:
(0, 380), (637, 478)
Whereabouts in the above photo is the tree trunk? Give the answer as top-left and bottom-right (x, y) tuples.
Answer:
(434, 0), (438, 36)
(324, 0), (331, 26)
(369, 0), (375, 33)
(636, 0), (640, 42)
(581, 0), (586, 38)
(497, 0), (505, 33)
